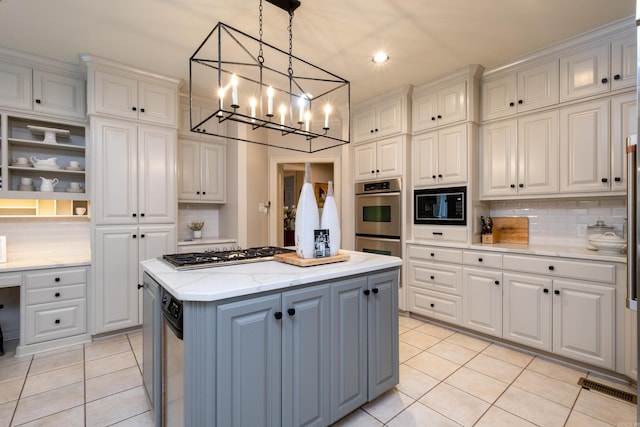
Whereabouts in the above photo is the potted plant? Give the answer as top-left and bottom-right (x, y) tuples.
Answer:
(188, 221), (205, 239)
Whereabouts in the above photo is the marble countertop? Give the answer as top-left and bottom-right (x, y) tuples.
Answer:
(142, 250), (402, 302)
(0, 256), (92, 273)
(177, 238), (237, 247)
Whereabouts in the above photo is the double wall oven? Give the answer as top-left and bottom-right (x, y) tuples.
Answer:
(355, 178), (402, 257)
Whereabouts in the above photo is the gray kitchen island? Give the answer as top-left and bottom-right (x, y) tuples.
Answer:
(141, 249), (402, 427)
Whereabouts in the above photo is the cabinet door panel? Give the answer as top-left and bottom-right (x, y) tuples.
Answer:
(412, 92), (438, 132)
(560, 44), (610, 102)
(0, 60), (32, 110)
(552, 279), (614, 369)
(463, 267), (502, 337)
(177, 140), (201, 201)
(25, 299), (86, 344)
(481, 74), (516, 121)
(202, 143), (226, 202)
(438, 80), (466, 126)
(138, 125), (176, 224)
(33, 70), (85, 119)
(376, 98), (402, 137)
(217, 294), (282, 427)
(503, 273), (552, 351)
(560, 100), (609, 193)
(330, 277), (367, 421)
(139, 81), (177, 126)
(282, 285), (330, 427)
(611, 32), (637, 91)
(353, 108), (376, 142)
(611, 93), (636, 192)
(481, 120), (517, 197)
(94, 70), (138, 119)
(412, 131), (438, 186)
(438, 124), (467, 185)
(517, 59), (559, 113)
(354, 143), (376, 181)
(376, 137), (403, 178)
(518, 111), (559, 195)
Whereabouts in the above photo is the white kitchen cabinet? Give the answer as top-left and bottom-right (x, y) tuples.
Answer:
(353, 136), (404, 181)
(559, 99), (609, 194)
(94, 224), (175, 334)
(0, 58), (85, 120)
(462, 250), (503, 337)
(413, 124), (467, 187)
(178, 139), (226, 203)
(353, 96), (403, 143)
(482, 58), (559, 121)
(92, 117), (176, 225)
(89, 68), (177, 126)
(178, 96), (226, 140)
(22, 267), (88, 345)
(560, 32), (636, 102)
(412, 80), (466, 132)
(480, 111), (558, 198)
(610, 92), (637, 193)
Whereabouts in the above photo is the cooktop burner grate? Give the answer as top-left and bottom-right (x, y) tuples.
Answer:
(162, 246), (295, 270)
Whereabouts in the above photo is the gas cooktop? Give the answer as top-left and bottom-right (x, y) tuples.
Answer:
(162, 246), (296, 270)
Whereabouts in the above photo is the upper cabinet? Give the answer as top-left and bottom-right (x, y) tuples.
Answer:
(352, 87), (409, 143)
(413, 124), (468, 187)
(481, 59), (559, 121)
(353, 136), (405, 181)
(559, 30), (636, 102)
(178, 94), (226, 141)
(0, 49), (85, 120)
(178, 139), (226, 203)
(82, 55), (178, 127)
(412, 80), (466, 132)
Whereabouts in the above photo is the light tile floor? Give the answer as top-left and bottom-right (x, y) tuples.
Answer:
(0, 315), (637, 426)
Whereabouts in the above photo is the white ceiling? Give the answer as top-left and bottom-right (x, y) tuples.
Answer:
(0, 0), (634, 104)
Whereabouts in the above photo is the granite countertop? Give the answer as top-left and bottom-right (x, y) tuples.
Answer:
(0, 256), (92, 273)
(142, 249), (402, 302)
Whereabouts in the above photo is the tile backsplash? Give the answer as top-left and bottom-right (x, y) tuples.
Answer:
(489, 197), (627, 247)
(0, 218), (90, 261)
(178, 204), (221, 241)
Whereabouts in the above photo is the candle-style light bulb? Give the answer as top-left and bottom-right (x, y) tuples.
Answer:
(250, 97), (257, 121)
(298, 96), (305, 123)
(304, 110), (311, 132)
(279, 104), (287, 127)
(324, 104), (331, 129)
(217, 87), (225, 116)
(267, 86), (274, 117)
(230, 74), (239, 107)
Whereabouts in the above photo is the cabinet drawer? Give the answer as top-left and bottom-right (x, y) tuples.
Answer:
(26, 284), (86, 305)
(503, 255), (615, 284)
(408, 260), (463, 295)
(408, 245), (462, 264)
(0, 274), (21, 288)
(25, 268), (87, 289)
(413, 225), (468, 243)
(409, 287), (462, 325)
(25, 299), (86, 344)
(463, 251), (502, 269)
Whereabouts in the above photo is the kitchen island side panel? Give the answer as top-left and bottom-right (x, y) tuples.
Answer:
(184, 300), (217, 426)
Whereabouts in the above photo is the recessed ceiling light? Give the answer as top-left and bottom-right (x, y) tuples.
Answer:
(372, 52), (389, 64)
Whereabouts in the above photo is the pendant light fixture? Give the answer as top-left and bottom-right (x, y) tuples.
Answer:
(189, 0), (351, 153)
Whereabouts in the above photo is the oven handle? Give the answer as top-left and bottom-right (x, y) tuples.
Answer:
(355, 191), (401, 197)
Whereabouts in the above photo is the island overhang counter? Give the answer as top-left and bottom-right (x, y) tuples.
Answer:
(141, 250), (402, 427)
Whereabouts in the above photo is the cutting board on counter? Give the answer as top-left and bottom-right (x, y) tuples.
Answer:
(274, 251), (350, 267)
(487, 217), (529, 244)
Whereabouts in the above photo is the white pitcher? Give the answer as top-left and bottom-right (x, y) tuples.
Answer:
(39, 177), (58, 192)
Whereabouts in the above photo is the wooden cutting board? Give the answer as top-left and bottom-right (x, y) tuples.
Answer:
(491, 217), (529, 244)
(274, 251), (350, 267)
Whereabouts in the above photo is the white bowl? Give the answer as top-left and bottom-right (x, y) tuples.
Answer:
(588, 232), (626, 253)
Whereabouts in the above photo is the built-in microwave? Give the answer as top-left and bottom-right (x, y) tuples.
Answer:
(414, 186), (466, 226)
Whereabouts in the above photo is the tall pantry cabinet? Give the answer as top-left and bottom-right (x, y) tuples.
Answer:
(82, 55), (179, 333)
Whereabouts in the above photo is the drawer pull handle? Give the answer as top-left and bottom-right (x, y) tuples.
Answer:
(548, 265), (554, 271)
(55, 319), (60, 324)
(55, 277), (60, 282)
(432, 232), (443, 236)
(55, 292), (60, 297)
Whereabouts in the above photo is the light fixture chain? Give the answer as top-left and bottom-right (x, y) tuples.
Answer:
(258, 0), (264, 63)
(288, 11), (293, 76)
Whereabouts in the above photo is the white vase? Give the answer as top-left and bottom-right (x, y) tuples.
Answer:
(320, 181), (340, 256)
(193, 230), (202, 239)
(295, 163), (319, 259)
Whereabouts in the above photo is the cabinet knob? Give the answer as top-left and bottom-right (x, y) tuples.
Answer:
(518, 100), (523, 105)
(494, 281), (500, 285)
(287, 308), (296, 316)
(132, 106), (137, 111)
(430, 303), (435, 308)
(363, 289), (371, 296)
(509, 102), (515, 107)
(140, 213), (145, 217)
(431, 117), (436, 121)
(614, 74), (621, 80)
(137, 284), (143, 289)
(140, 108), (145, 113)
(432, 175), (437, 179)
(55, 319), (61, 324)
(554, 290), (560, 295)
(133, 234), (137, 239)
(601, 77), (608, 84)
(372, 288), (379, 294)
(370, 130), (374, 133)
(478, 258), (483, 262)
(430, 253), (435, 257)
(202, 192), (206, 195)
(510, 184), (515, 188)
(140, 234), (145, 238)
(35, 99), (41, 104)
(196, 191), (200, 195)
(430, 275), (435, 280)
(376, 169), (380, 173)
(55, 292), (61, 297)
(601, 178), (608, 183)
(274, 311), (282, 320)
(437, 115), (442, 119)
(438, 174), (443, 178)
(543, 288), (549, 293)
(548, 265), (554, 271)
(375, 128), (379, 132)
(54, 277), (60, 282)
(518, 183), (524, 188)
(614, 177), (621, 182)
(132, 213), (137, 218)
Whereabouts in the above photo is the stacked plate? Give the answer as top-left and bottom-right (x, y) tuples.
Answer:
(18, 184), (35, 191)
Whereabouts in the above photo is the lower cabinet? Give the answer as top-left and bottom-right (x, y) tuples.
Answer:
(142, 274), (161, 425)
(94, 225), (175, 333)
(463, 266), (503, 337)
(215, 270), (399, 427)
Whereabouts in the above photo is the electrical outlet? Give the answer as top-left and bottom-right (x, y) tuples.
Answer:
(577, 224), (587, 237)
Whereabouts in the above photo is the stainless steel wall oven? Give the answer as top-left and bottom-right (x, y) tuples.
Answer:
(355, 178), (401, 257)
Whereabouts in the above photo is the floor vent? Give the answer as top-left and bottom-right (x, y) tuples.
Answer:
(578, 377), (637, 404)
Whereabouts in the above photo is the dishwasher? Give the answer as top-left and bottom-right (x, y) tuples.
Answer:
(162, 288), (184, 427)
